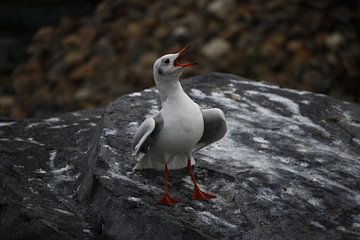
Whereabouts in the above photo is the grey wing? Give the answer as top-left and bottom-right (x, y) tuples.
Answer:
(133, 118), (156, 161)
(193, 108), (227, 152)
(133, 113), (164, 161)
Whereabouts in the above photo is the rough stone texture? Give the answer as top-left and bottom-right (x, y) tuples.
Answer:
(0, 109), (103, 239)
(1, 73), (360, 239)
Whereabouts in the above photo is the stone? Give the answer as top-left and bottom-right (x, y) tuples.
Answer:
(2, 0), (360, 120)
(268, 32), (286, 46)
(13, 59), (45, 94)
(181, 13), (204, 34)
(201, 38), (231, 60)
(63, 50), (86, 67)
(139, 52), (157, 68)
(0, 109), (103, 239)
(325, 32), (344, 50)
(75, 87), (93, 101)
(0, 96), (14, 117)
(1, 73), (360, 239)
(95, 1), (111, 20)
(154, 26), (169, 39)
(172, 25), (190, 42)
(69, 55), (103, 81)
(33, 26), (55, 43)
(207, 0), (236, 19)
(62, 34), (83, 48)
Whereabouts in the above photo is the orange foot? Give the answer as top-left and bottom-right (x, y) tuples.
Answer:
(192, 186), (216, 201)
(157, 192), (178, 207)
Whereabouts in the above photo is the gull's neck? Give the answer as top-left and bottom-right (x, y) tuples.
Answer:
(155, 77), (186, 104)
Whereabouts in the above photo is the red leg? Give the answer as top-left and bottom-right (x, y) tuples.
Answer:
(157, 163), (178, 206)
(187, 159), (216, 201)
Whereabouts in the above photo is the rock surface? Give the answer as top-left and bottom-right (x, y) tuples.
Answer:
(1, 73), (360, 239)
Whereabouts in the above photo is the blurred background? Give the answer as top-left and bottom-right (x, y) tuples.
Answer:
(0, 0), (359, 118)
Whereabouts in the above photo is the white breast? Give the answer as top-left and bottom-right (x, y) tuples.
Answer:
(156, 94), (204, 154)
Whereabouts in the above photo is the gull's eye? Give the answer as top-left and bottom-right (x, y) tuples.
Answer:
(164, 58), (170, 65)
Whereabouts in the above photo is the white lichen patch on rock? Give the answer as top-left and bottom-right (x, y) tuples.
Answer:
(49, 124), (70, 129)
(128, 92), (142, 97)
(35, 169), (47, 174)
(53, 208), (75, 216)
(45, 117), (61, 123)
(127, 197), (141, 202)
(27, 137), (45, 146)
(47, 150), (57, 172)
(51, 164), (72, 174)
(109, 170), (161, 193)
(104, 128), (118, 136)
(190, 88), (208, 99)
(128, 122), (139, 127)
(197, 211), (237, 228)
(0, 122), (16, 127)
(26, 122), (43, 129)
(103, 144), (119, 155)
(145, 99), (159, 118)
(244, 90), (328, 135)
(253, 136), (269, 144)
(310, 221), (326, 230)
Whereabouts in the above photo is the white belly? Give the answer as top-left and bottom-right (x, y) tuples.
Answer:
(155, 99), (204, 154)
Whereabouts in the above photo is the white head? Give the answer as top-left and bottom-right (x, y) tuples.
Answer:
(153, 46), (196, 85)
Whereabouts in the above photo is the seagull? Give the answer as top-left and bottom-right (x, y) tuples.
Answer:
(132, 47), (227, 206)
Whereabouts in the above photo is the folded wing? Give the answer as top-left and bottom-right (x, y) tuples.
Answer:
(133, 118), (156, 161)
(193, 108), (227, 152)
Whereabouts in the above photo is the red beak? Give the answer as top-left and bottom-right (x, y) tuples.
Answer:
(173, 46), (197, 68)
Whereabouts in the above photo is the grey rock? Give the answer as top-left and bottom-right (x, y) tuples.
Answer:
(0, 109), (103, 239)
(201, 39), (231, 60)
(1, 73), (360, 239)
(207, 0), (236, 19)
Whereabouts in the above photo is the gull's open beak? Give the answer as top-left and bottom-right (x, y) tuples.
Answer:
(173, 46), (197, 68)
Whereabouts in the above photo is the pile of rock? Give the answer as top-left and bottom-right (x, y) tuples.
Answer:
(1, 0), (359, 117)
